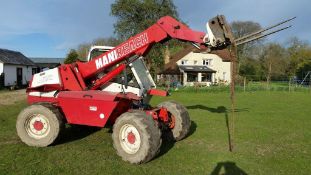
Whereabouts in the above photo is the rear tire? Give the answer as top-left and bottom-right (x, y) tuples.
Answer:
(112, 111), (162, 164)
(157, 101), (191, 141)
(16, 104), (64, 147)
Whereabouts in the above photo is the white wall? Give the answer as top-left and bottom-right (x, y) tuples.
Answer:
(210, 54), (231, 83)
(3, 64), (35, 86)
(177, 52), (231, 86)
(0, 62), (3, 74)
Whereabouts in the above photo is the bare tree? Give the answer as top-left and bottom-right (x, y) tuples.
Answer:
(231, 21), (263, 74)
(260, 43), (287, 88)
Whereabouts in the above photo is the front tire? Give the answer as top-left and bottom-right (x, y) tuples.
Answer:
(157, 101), (191, 141)
(16, 104), (64, 147)
(112, 111), (162, 164)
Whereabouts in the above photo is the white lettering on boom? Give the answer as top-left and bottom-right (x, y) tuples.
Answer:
(95, 32), (149, 70)
(95, 58), (103, 69)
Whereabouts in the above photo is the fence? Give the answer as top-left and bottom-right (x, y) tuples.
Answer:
(160, 77), (311, 93)
(237, 80), (310, 92)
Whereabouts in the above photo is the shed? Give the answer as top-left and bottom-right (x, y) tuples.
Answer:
(30, 57), (64, 72)
(0, 48), (36, 87)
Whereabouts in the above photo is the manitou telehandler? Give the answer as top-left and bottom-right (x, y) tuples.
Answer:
(16, 15), (235, 164)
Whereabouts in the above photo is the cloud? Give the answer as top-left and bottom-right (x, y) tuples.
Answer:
(0, 0), (116, 56)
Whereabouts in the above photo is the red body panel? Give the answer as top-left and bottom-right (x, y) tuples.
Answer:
(27, 91), (137, 127)
(28, 95), (59, 105)
(107, 98), (133, 125)
(58, 91), (121, 127)
(59, 65), (83, 91)
(148, 89), (168, 97)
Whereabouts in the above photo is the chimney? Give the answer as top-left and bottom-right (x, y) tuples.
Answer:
(164, 45), (170, 64)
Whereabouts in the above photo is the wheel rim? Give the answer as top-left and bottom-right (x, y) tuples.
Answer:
(25, 114), (50, 139)
(168, 114), (176, 129)
(119, 124), (141, 154)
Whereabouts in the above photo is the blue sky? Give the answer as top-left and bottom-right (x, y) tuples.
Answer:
(0, 0), (310, 58)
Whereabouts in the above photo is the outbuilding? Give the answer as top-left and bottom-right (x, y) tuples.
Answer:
(0, 48), (36, 88)
(30, 57), (64, 72)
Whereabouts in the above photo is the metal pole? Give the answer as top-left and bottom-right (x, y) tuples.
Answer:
(229, 44), (237, 152)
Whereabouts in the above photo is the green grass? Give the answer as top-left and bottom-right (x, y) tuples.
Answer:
(0, 91), (311, 174)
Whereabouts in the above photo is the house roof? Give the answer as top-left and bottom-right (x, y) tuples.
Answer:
(179, 65), (216, 73)
(0, 48), (35, 66)
(161, 46), (196, 74)
(30, 57), (64, 64)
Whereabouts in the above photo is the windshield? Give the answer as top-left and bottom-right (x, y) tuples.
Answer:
(131, 57), (156, 90)
(89, 49), (108, 61)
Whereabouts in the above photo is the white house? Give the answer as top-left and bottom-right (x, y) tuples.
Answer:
(0, 49), (37, 87)
(177, 52), (231, 86)
(159, 47), (231, 87)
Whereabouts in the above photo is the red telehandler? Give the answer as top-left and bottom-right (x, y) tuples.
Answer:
(16, 15), (235, 164)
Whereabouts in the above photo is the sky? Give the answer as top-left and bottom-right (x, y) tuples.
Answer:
(0, 0), (310, 58)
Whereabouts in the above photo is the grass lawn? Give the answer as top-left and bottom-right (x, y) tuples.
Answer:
(0, 91), (310, 174)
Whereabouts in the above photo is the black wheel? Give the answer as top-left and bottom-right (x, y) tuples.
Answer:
(16, 104), (64, 147)
(112, 111), (162, 164)
(157, 101), (191, 141)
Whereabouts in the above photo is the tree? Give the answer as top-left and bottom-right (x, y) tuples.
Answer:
(296, 60), (311, 80)
(92, 37), (120, 47)
(231, 21), (263, 75)
(111, 0), (179, 76)
(64, 49), (79, 64)
(76, 43), (90, 61)
(239, 58), (262, 80)
(111, 0), (178, 40)
(231, 21), (262, 39)
(286, 37), (311, 77)
(260, 43), (287, 85)
(76, 37), (121, 61)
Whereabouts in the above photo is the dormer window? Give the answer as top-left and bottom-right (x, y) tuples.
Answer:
(203, 59), (212, 66)
(181, 60), (188, 65)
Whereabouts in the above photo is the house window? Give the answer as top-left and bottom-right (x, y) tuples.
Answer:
(187, 72), (198, 82)
(201, 73), (212, 82)
(202, 59), (212, 66)
(194, 60), (198, 65)
(181, 60), (188, 65)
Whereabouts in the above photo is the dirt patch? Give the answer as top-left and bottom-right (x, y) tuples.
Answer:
(0, 89), (27, 105)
